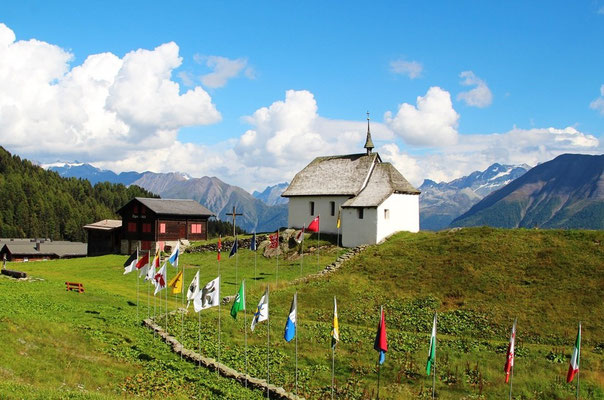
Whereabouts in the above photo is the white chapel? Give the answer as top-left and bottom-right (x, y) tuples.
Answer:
(282, 116), (420, 247)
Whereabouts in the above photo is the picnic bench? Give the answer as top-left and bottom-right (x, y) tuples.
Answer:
(65, 281), (85, 293)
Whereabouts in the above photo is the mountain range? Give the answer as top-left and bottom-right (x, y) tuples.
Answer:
(419, 163), (530, 230)
(451, 154), (604, 229)
(47, 162), (288, 233)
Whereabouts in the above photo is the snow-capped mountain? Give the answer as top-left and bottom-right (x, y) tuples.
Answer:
(419, 163), (530, 230)
(252, 182), (289, 206)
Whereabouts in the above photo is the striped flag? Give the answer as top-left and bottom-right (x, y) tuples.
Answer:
(374, 306), (387, 365)
(295, 226), (305, 244)
(331, 296), (339, 348)
(504, 319), (517, 383)
(426, 313), (437, 375)
(168, 245), (179, 268)
(136, 251), (149, 270)
(217, 236), (222, 261)
(123, 250), (138, 274)
(567, 323), (581, 383)
(284, 292), (297, 342)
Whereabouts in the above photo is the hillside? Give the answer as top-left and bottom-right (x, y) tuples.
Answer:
(48, 163), (288, 232)
(451, 154), (604, 229)
(0, 147), (156, 241)
(2, 228), (601, 399)
(420, 163), (529, 230)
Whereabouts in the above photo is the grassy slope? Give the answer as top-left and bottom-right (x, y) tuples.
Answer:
(1, 228), (602, 399)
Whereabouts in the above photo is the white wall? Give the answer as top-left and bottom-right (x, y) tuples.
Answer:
(376, 193), (420, 242)
(341, 207), (378, 247)
(287, 196), (350, 234)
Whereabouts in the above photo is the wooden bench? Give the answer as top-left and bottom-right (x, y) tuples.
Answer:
(65, 281), (85, 293)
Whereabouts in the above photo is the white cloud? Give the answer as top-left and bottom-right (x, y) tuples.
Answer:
(197, 55), (254, 88)
(384, 86), (459, 147)
(0, 23), (220, 163)
(390, 59), (423, 79)
(589, 84), (604, 115)
(456, 71), (493, 108)
(380, 126), (601, 186)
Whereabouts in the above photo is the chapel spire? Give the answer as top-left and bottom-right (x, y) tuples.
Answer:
(364, 111), (374, 155)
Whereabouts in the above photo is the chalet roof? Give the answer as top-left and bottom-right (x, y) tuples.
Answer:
(1, 242), (87, 258)
(83, 219), (122, 231)
(282, 153), (381, 197)
(118, 198), (214, 217)
(342, 163), (420, 208)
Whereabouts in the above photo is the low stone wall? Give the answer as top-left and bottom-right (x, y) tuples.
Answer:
(186, 236), (268, 254)
(143, 318), (304, 400)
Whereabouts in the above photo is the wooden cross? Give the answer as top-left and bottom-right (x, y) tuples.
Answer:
(225, 206), (243, 237)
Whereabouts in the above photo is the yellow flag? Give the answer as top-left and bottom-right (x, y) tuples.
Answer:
(336, 209), (341, 229)
(331, 296), (339, 348)
(168, 270), (183, 294)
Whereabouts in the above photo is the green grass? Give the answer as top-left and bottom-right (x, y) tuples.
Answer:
(1, 228), (603, 399)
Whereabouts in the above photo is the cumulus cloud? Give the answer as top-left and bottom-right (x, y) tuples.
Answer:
(0, 23), (220, 163)
(589, 84), (604, 115)
(456, 71), (493, 108)
(390, 58), (423, 79)
(197, 55), (255, 88)
(384, 86), (459, 147)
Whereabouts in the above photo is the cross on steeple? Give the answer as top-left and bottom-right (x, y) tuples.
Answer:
(364, 111), (374, 155)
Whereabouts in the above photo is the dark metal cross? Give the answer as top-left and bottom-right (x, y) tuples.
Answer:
(226, 206), (243, 237)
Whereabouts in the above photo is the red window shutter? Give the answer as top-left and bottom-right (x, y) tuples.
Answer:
(128, 222), (137, 232)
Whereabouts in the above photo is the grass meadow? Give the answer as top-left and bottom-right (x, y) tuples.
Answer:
(0, 228), (602, 399)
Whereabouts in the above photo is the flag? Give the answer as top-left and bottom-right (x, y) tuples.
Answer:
(284, 293), (297, 342)
(145, 256), (157, 283)
(168, 245), (179, 268)
(269, 232), (279, 249)
(336, 209), (341, 229)
(217, 236), (222, 261)
(374, 306), (388, 365)
(186, 271), (200, 308)
(230, 280), (245, 319)
(567, 323), (581, 383)
(295, 226), (305, 244)
(426, 313), (437, 375)
(194, 276), (220, 312)
(251, 287), (269, 331)
(331, 296), (339, 348)
(123, 250), (138, 274)
(136, 251), (149, 269)
(154, 263), (167, 295)
(168, 270), (183, 294)
(229, 237), (238, 258)
(250, 232), (257, 251)
(307, 215), (320, 232)
(504, 318), (516, 383)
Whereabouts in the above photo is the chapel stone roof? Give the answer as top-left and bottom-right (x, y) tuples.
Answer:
(281, 153), (381, 197)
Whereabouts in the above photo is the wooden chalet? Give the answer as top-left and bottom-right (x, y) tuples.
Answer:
(83, 219), (122, 256)
(116, 197), (214, 254)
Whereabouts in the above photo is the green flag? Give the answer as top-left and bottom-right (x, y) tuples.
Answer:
(426, 313), (437, 375)
(230, 280), (245, 319)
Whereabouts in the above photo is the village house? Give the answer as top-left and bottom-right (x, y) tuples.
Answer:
(282, 116), (420, 247)
(116, 197), (214, 254)
(0, 238), (87, 262)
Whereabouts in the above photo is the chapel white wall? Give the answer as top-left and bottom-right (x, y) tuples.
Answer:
(341, 207), (378, 247)
(376, 193), (420, 242)
(287, 196), (350, 234)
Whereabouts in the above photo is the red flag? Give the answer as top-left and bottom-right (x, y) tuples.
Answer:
(374, 306), (388, 364)
(504, 319), (516, 383)
(136, 252), (149, 269)
(295, 225), (305, 244)
(269, 232), (279, 249)
(307, 215), (320, 232)
(217, 236), (222, 261)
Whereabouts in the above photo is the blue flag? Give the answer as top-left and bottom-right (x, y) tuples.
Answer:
(168, 246), (179, 268)
(229, 238), (238, 258)
(284, 293), (297, 342)
(250, 232), (257, 251)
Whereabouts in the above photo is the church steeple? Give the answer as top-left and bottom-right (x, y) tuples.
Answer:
(364, 111), (374, 155)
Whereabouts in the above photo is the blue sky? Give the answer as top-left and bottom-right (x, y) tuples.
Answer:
(1, 1), (603, 190)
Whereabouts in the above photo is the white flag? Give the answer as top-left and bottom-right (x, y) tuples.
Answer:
(145, 256), (157, 283)
(251, 287), (269, 332)
(194, 276), (220, 312)
(186, 271), (200, 308)
(153, 263), (167, 295)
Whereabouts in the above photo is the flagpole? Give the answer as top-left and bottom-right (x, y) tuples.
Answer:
(254, 242), (257, 288)
(198, 264), (201, 367)
(377, 305), (382, 400)
(235, 236), (239, 287)
(244, 281), (248, 390)
(266, 285), (270, 400)
(433, 313), (437, 400)
(276, 229), (279, 284)
(295, 291), (298, 397)
(180, 264), (185, 360)
(136, 245), (140, 323)
(317, 221), (320, 267)
(508, 358), (513, 400)
(331, 345), (335, 400)
(218, 273), (221, 370)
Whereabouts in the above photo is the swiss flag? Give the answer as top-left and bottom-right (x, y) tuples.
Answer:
(307, 215), (320, 232)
